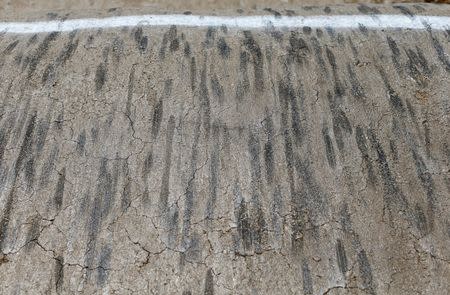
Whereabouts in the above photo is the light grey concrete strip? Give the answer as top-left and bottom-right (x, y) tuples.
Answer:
(1, 14), (450, 34)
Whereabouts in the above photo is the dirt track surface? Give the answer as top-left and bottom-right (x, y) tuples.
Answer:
(0, 3), (449, 295)
(1, 0), (449, 18)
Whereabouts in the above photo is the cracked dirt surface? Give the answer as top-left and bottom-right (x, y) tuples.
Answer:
(0, 3), (449, 295)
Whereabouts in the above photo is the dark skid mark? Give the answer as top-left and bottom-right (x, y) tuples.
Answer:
(278, 78), (305, 145)
(3, 40), (20, 55)
(97, 244), (112, 286)
(112, 37), (124, 61)
(271, 186), (283, 243)
(98, 158), (121, 218)
(24, 155), (36, 191)
(411, 149), (436, 232)
(204, 27), (217, 48)
(54, 112), (64, 132)
(326, 47), (345, 97)
(0, 113), (37, 250)
(325, 26), (336, 40)
(333, 108), (352, 136)
(252, 206), (267, 254)
(14, 113), (37, 180)
(84, 192), (101, 274)
(413, 4), (425, 12)
(167, 207), (179, 248)
(190, 57), (197, 92)
(139, 36), (148, 53)
(405, 46), (431, 87)
(134, 27), (148, 53)
(40, 145), (59, 188)
(27, 31), (60, 79)
(26, 34), (38, 47)
(221, 24), (228, 34)
(358, 24), (369, 36)
(302, 260), (314, 295)
(347, 37), (359, 59)
(126, 65), (136, 120)
(355, 127), (376, 187)
(357, 250), (376, 295)
(263, 7), (281, 18)
(236, 195), (252, 253)
(200, 62), (212, 137)
(235, 50), (250, 101)
(414, 204), (429, 237)
(347, 63), (365, 99)
(181, 117), (201, 261)
(337, 33), (345, 45)
(386, 36), (402, 76)
(389, 140), (399, 162)
(336, 239), (348, 275)
(25, 215), (41, 250)
(217, 37), (231, 59)
(206, 122), (221, 222)
(288, 31), (310, 65)
(393, 5), (415, 17)
(426, 24), (450, 73)
(357, 4), (381, 15)
(278, 77), (297, 243)
(367, 129), (408, 212)
(58, 36), (79, 66)
(184, 41), (191, 56)
(316, 28), (323, 38)
(242, 31), (264, 91)
(95, 63), (107, 91)
(204, 268), (214, 295)
(0, 188), (16, 250)
(159, 116), (176, 211)
(285, 9), (296, 17)
(248, 129), (262, 190)
(327, 92), (352, 152)
(42, 64), (55, 85)
(293, 157), (328, 220)
(263, 111), (275, 184)
(310, 37), (329, 78)
(142, 151), (153, 179)
(35, 117), (51, 155)
(322, 126), (336, 168)
(303, 26), (312, 35)
(376, 66), (405, 113)
(76, 130), (86, 155)
(160, 25), (179, 58)
(339, 203), (376, 293)
(151, 98), (163, 139)
(265, 23), (283, 42)
(91, 127), (99, 142)
(247, 131), (268, 254)
(53, 167), (66, 211)
(120, 173), (130, 212)
(210, 74), (225, 105)
(54, 255), (64, 293)
(340, 203), (353, 234)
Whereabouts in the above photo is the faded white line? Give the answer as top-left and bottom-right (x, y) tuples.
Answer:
(0, 14), (449, 34)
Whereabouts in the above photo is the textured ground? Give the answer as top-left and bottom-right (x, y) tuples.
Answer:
(0, 3), (449, 295)
(1, 0), (449, 19)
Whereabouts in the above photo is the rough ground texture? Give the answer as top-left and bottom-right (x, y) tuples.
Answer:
(1, 0), (449, 19)
(0, 3), (449, 295)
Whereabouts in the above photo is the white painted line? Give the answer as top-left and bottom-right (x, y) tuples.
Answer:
(0, 14), (449, 34)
